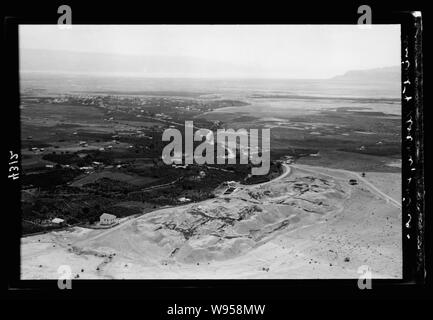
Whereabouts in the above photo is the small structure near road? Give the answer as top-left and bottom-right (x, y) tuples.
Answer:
(100, 213), (117, 225)
(349, 179), (358, 185)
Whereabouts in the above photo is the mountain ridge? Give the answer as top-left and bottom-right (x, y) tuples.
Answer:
(331, 66), (400, 82)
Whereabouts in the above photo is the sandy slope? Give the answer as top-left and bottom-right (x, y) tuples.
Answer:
(21, 164), (402, 279)
(362, 172), (401, 204)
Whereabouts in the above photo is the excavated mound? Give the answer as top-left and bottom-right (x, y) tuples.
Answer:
(85, 175), (348, 264)
(125, 176), (345, 263)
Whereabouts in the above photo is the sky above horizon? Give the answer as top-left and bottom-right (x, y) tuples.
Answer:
(20, 25), (401, 79)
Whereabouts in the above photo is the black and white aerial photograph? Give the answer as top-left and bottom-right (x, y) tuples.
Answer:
(19, 24), (404, 280)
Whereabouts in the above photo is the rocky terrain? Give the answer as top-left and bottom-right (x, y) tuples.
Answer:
(81, 173), (347, 265)
(21, 164), (404, 279)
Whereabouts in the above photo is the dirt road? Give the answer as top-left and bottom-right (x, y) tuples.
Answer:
(293, 164), (401, 209)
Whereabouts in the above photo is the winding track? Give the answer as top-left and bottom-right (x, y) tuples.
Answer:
(292, 164), (401, 209)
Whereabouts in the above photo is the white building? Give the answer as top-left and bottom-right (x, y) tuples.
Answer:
(100, 213), (116, 225)
(51, 218), (64, 224)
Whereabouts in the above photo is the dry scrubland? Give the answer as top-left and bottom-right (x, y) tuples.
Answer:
(21, 165), (401, 279)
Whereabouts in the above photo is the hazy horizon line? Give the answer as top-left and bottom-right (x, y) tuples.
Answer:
(20, 48), (401, 80)
(20, 67), (400, 81)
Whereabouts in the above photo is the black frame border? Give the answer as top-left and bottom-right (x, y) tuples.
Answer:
(3, 3), (425, 299)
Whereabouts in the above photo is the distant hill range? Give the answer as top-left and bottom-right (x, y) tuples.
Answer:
(20, 49), (259, 78)
(20, 49), (401, 82)
(331, 66), (400, 83)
